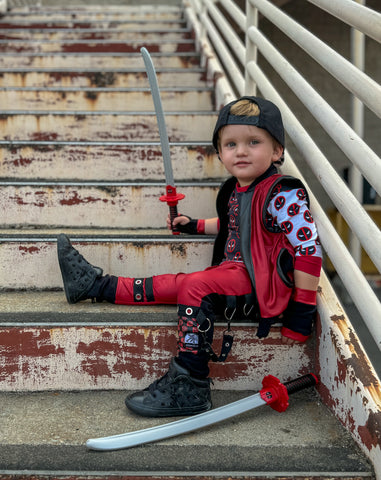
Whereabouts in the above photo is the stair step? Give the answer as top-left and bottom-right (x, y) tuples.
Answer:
(0, 291), (314, 391)
(0, 69), (208, 88)
(0, 29), (193, 41)
(0, 141), (223, 181)
(0, 387), (372, 477)
(0, 181), (219, 228)
(5, 6), (182, 21)
(0, 19), (186, 30)
(0, 232), (215, 289)
(0, 87), (214, 111)
(0, 52), (200, 69)
(0, 112), (217, 141)
(0, 39), (197, 54)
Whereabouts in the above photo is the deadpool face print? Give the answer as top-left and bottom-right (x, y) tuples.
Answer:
(227, 238), (236, 252)
(298, 245), (317, 256)
(288, 203), (300, 216)
(297, 226), (313, 242)
(296, 188), (307, 201)
(275, 196), (286, 210)
(304, 210), (313, 223)
(270, 183), (282, 199)
(281, 220), (293, 234)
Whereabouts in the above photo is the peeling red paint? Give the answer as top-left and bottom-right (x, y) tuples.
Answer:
(59, 191), (103, 206)
(18, 245), (40, 255)
(358, 410), (381, 449)
(0, 330), (66, 382)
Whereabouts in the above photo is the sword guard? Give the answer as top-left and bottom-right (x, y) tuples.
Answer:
(260, 373), (319, 412)
(260, 375), (289, 412)
(159, 185), (185, 206)
(160, 185), (185, 235)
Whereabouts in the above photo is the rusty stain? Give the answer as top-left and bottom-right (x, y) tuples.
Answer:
(331, 314), (379, 388)
(169, 243), (186, 256)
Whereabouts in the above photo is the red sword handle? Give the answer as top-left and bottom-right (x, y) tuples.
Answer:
(160, 185), (185, 235)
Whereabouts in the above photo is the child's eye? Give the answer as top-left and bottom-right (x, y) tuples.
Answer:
(250, 139), (259, 145)
(226, 141), (236, 147)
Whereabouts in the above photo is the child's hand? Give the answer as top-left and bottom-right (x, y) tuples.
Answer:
(281, 336), (299, 345)
(166, 214), (191, 231)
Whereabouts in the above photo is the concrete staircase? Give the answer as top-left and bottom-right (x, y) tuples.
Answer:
(0, 3), (375, 478)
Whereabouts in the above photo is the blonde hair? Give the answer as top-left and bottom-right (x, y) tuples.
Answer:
(229, 99), (261, 116)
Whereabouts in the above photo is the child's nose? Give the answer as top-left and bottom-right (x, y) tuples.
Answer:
(236, 143), (248, 155)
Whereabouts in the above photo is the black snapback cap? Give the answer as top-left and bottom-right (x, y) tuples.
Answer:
(212, 96), (285, 152)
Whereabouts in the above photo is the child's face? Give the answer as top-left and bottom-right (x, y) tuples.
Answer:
(218, 124), (283, 186)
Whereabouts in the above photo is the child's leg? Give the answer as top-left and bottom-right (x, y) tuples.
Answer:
(175, 262), (252, 377)
(115, 273), (185, 305)
(57, 233), (182, 305)
(125, 262), (253, 418)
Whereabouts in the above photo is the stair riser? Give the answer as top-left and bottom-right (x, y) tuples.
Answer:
(0, 41), (196, 54)
(0, 184), (219, 228)
(0, 325), (313, 391)
(0, 54), (200, 69)
(5, 10), (182, 22)
(0, 21), (186, 30)
(0, 31), (193, 41)
(0, 114), (217, 142)
(0, 145), (223, 181)
(0, 71), (207, 88)
(0, 240), (214, 289)
(0, 90), (213, 112)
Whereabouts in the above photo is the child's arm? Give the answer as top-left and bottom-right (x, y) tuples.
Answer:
(267, 185), (322, 344)
(167, 215), (219, 235)
(281, 267), (321, 344)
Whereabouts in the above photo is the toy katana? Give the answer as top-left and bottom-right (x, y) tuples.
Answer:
(141, 47), (185, 234)
(86, 373), (318, 451)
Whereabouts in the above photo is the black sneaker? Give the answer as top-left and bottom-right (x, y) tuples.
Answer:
(57, 234), (103, 304)
(125, 358), (212, 417)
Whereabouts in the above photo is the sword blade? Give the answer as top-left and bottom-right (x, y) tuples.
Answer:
(86, 374), (318, 452)
(141, 47), (174, 187)
(86, 392), (266, 451)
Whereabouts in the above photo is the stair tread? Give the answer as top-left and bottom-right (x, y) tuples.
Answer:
(0, 389), (372, 475)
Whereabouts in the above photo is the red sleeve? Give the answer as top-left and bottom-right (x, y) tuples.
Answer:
(294, 255), (322, 277)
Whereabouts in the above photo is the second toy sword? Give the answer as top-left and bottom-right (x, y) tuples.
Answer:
(141, 47), (185, 234)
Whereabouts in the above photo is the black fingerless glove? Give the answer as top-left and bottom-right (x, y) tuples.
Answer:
(256, 316), (278, 339)
(176, 216), (200, 235)
(282, 300), (317, 337)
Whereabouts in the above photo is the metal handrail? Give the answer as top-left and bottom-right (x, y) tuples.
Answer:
(187, 0), (381, 350)
(307, 0), (381, 43)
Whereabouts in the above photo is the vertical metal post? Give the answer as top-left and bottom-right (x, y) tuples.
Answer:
(349, 0), (365, 266)
(245, 0), (257, 95)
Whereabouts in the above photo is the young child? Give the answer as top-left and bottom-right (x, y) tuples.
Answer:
(57, 96), (322, 418)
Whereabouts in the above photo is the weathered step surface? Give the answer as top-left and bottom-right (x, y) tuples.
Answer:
(0, 87), (214, 111)
(0, 52), (200, 69)
(0, 142), (223, 181)
(0, 69), (209, 88)
(0, 387), (373, 477)
(0, 39), (196, 53)
(0, 113), (217, 141)
(0, 30), (193, 41)
(0, 182), (219, 228)
(0, 232), (215, 289)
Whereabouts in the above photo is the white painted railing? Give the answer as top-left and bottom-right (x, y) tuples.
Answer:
(187, 0), (381, 351)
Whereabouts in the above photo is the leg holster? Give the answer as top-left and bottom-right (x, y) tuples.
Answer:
(177, 305), (213, 355)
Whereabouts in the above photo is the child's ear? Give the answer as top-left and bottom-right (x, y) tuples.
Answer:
(272, 144), (284, 163)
